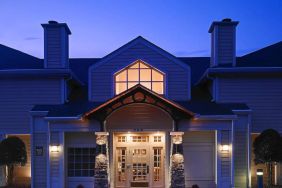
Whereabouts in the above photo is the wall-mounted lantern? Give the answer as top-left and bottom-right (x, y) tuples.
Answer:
(50, 145), (60, 153)
(256, 169), (263, 176)
(170, 132), (184, 144)
(96, 132), (109, 145)
(221, 144), (230, 152)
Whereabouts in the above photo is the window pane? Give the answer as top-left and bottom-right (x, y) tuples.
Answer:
(128, 69), (139, 81)
(152, 82), (164, 94)
(129, 62), (139, 68)
(152, 70), (163, 81)
(128, 82), (138, 89)
(116, 83), (127, 94)
(140, 82), (151, 90)
(140, 62), (149, 68)
(116, 70), (127, 82)
(140, 69), (151, 81)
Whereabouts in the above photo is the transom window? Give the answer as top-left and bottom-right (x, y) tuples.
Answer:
(115, 60), (164, 95)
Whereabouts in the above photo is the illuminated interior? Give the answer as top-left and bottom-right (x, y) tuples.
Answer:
(115, 60), (164, 95)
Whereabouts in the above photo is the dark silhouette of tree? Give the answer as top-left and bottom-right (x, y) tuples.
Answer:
(253, 129), (282, 186)
(0, 136), (27, 186)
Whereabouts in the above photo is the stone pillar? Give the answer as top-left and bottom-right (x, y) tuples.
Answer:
(170, 132), (185, 188)
(94, 132), (109, 188)
(0, 134), (6, 186)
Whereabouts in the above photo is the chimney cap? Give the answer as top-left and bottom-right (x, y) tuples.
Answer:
(222, 18), (232, 22)
(41, 21), (71, 35)
(48, 20), (58, 24)
(208, 19), (239, 33)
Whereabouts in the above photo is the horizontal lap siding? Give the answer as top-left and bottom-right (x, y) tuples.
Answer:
(33, 133), (48, 188)
(217, 26), (235, 65)
(0, 78), (63, 133)
(46, 28), (62, 68)
(50, 132), (60, 178)
(90, 43), (189, 101)
(233, 114), (249, 188)
(218, 77), (282, 132)
(221, 130), (231, 177)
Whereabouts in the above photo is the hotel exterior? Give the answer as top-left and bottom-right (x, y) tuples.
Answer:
(0, 19), (282, 188)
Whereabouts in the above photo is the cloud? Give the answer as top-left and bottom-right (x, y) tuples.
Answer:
(24, 37), (40, 41)
(175, 49), (209, 56)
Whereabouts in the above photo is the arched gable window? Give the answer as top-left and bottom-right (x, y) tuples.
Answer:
(115, 60), (164, 95)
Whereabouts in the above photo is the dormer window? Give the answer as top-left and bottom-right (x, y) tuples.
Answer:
(115, 60), (164, 95)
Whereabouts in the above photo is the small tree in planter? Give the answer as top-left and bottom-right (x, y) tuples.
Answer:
(253, 129), (282, 187)
(0, 136), (27, 186)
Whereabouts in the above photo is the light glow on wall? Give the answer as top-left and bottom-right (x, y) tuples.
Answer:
(221, 144), (230, 152)
(50, 145), (60, 153)
(256, 169), (263, 176)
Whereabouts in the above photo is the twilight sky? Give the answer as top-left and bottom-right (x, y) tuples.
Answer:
(0, 0), (282, 58)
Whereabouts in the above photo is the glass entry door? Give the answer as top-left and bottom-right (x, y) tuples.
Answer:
(114, 133), (165, 188)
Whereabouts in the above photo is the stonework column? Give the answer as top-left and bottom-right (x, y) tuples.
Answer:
(170, 132), (185, 188)
(0, 134), (6, 186)
(94, 132), (109, 188)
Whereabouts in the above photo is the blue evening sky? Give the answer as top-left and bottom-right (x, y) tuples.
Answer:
(0, 0), (281, 58)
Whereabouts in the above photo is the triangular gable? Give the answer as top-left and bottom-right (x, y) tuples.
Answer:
(89, 36), (190, 71)
(83, 84), (194, 121)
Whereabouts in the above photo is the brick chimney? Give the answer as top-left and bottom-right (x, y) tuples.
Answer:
(209, 18), (239, 67)
(41, 21), (71, 68)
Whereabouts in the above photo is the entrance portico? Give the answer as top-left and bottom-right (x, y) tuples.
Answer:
(84, 85), (193, 188)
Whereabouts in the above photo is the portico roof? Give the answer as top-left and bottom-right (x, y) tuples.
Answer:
(83, 84), (195, 121)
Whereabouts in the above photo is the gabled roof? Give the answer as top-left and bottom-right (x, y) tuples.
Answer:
(32, 84), (245, 118)
(0, 44), (43, 69)
(237, 41), (282, 67)
(84, 84), (195, 121)
(89, 36), (190, 71)
(1, 39), (282, 87)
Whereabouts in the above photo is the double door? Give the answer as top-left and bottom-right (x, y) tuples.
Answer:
(114, 133), (165, 187)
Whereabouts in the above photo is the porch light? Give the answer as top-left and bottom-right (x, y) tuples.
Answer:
(50, 145), (60, 153)
(256, 169), (263, 176)
(221, 144), (230, 152)
(170, 132), (184, 144)
(95, 132), (109, 145)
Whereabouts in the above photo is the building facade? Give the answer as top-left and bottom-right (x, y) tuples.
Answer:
(0, 19), (282, 188)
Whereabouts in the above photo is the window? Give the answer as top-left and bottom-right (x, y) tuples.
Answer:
(115, 60), (164, 95)
(131, 136), (149, 142)
(153, 148), (162, 181)
(67, 147), (95, 177)
(154, 136), (162, 142)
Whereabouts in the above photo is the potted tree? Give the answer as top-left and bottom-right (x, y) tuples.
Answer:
(0, 136), (27, 186)
(253, 129), (282, 187)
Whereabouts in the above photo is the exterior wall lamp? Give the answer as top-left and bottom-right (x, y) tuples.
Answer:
(221, 144), (230, 152)
(256, 169), (263, 176)
(50, 145), (60, 153)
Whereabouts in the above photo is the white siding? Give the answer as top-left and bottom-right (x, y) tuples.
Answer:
(90, 42), (190, 101)
(217, 77), (282, 132)
(233, 113), (249, 188)
(33, 133), (48, 188)
(45, 27), (67, 68)
(0, 78), (63, 133)
(183, 131), (216, 188)
(106, 103), (173, 131)
(217, 26), (235, 65)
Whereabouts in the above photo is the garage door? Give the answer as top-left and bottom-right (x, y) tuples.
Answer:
(183, 131), (216, 188)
